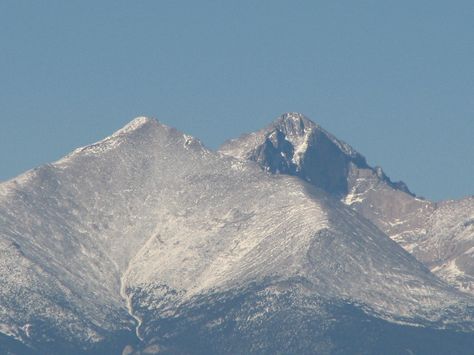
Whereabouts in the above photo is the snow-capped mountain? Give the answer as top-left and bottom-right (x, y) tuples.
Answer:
(0, 116), (473, 354)
(220, 112), (474, 296)
(416, 197), (474, 293)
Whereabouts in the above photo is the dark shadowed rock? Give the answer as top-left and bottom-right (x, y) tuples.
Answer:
(220, 112), (474, 295)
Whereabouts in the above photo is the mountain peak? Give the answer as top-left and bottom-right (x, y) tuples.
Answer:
(111, 116), (157, 137)
(1, 113), (474, 353)
(273, 112), (317, 134)
(47, 116), (209, 173)
(219, 113), (417, 198)
(220, 113), (368, 194)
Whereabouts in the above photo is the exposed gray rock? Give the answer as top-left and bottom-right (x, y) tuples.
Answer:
(0, 116), (472, 354)
(220, 112), (474, 295)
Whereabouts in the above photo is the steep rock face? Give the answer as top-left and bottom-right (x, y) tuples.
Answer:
(0, 117), (473, 354)
(220, 113), (370, 195)
(344, 165), (435, 252)
(219, 113), (429, 241)
(219, 112), (473, 295)
(219, 113), (426, 243)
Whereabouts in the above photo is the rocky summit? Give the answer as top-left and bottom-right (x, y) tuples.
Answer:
(0, 114), (473, 354)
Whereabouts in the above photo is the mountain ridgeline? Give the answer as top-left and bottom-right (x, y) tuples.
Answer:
(220, 113), (474, 295)
(0, 114), (472, 354)
(220, 113), (412, 196)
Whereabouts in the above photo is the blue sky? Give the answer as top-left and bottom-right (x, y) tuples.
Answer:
(0, 1), (472, 201)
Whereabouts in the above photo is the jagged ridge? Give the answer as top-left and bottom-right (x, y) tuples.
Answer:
(0, 116), (473, 354)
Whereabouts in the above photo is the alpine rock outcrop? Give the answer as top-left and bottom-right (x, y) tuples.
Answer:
(220, 112), (474, 295)
(0, 115), (472, 354)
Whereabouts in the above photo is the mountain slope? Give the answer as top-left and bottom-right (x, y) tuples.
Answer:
(415, 197), (474, 294)
(220, 112), (474, 295)
(0, 117), (473, 354)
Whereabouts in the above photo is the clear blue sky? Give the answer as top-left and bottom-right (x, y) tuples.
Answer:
(0, 1), (472, 201)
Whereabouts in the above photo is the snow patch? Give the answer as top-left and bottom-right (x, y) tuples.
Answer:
(0, 323), (20, 340)
(112, 117), (154, 137)
(431, 259), (465, 280)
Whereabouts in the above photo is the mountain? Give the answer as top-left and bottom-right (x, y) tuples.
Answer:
(415, 197), (474, 293)
(220, 112), (474, 295)
(0, 116), (473, 354)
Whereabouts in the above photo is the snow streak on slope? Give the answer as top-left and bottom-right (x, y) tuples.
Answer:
(0, 116), (473, 354)
(415, 197), (474, 294)
(220, 112), (474, 297)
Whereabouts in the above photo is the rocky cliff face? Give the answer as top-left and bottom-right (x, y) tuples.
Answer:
(220, 112), (474, 296)
(220, 113), (413, 196)
(0, 116), (473, 354)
